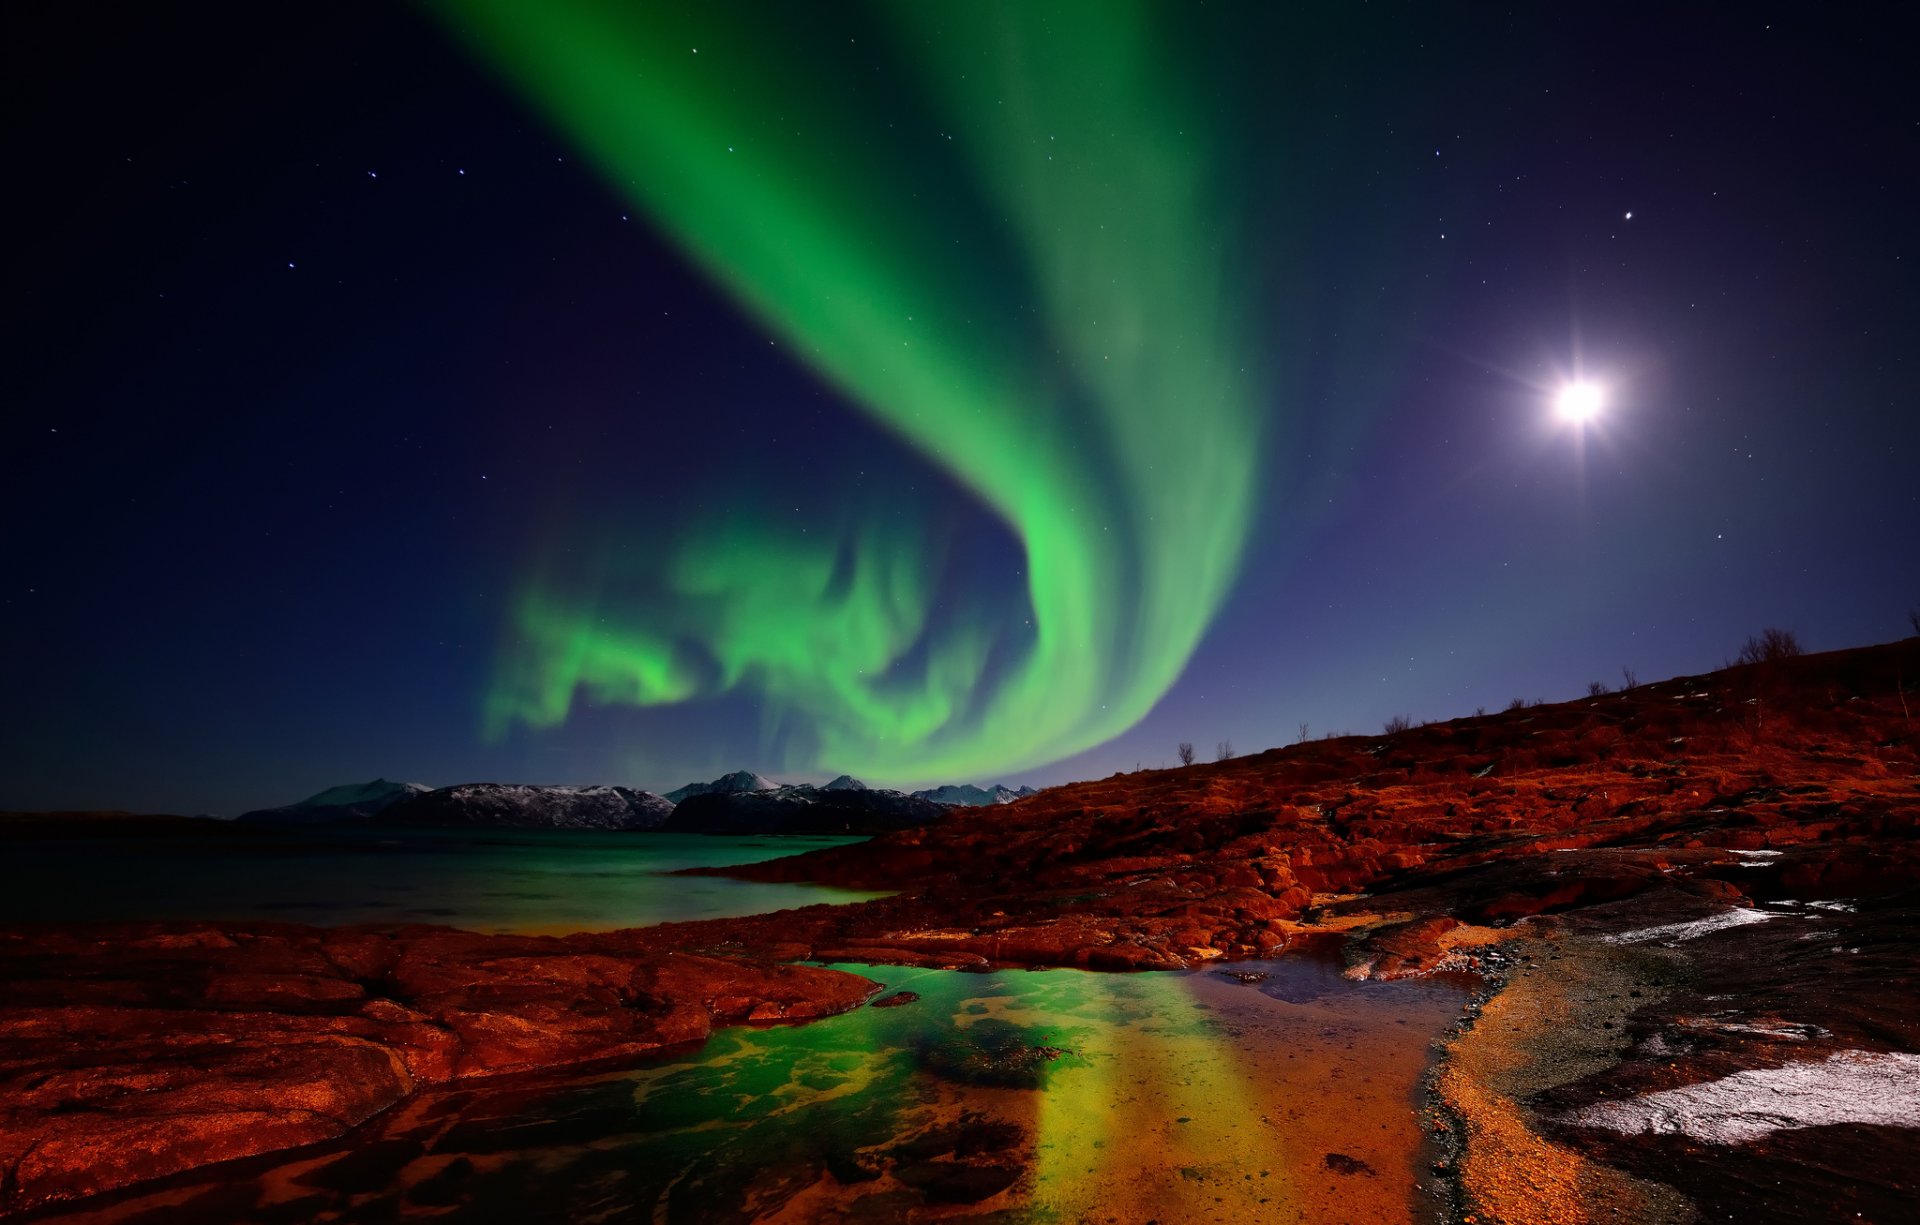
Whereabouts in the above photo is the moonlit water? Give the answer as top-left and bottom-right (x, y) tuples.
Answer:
(0, 829), (883, 933)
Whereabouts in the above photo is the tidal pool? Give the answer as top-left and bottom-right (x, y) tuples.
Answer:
(44, 953), (1471, 1223)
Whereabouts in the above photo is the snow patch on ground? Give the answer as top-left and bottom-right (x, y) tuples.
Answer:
(1707, 1020), (1831, 1042)
(1604, 908), (1772, 945)
(1563, 1050), (1920, 1144)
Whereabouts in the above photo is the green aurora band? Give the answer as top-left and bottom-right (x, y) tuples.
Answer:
(443, 1), (1269, 783)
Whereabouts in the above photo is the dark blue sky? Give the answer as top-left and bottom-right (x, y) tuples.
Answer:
(5, 3), (1913, 814)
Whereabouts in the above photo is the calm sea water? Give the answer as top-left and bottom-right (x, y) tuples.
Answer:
(0, 828), (883, 933)
(39, 955), (1471, 1224)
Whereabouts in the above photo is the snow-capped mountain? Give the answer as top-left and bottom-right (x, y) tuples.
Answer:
(911, 783), (1039, 807)
(664, 770), (780, 804)
(823, 774), (869, 791)
(236, 778), (429, 824)
(379, 783), (673, 830)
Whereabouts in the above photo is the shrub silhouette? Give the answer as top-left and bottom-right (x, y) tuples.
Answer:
(1176, 742), (1196, 767)
(1382, 715), (1412, 734)
(1737, 627), (1803, 666)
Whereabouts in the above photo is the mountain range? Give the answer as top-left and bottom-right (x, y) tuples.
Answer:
(236, 770), (1038, 834)
(910, 782), (1039, 806)
(377, 784), (672, 831)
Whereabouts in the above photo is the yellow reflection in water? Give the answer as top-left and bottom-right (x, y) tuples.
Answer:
(1006, 971), (1298, 1220)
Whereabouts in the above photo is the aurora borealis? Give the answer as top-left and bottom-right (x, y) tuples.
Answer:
(446, 1), (1265, 783)
(6, 1), (1916, 813)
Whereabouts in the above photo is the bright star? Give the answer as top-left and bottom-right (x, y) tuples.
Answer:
(1555, 382), (1604, 423)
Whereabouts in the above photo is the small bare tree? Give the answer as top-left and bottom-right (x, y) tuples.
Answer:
(1382, 715), (1412, 734)
(1737, 627), (1803, 666)
(1176, 742), (1196, 766)
(1908, 606), (1920, 637)
(1214, 740), (1235, 762)
(1296, 721), (1310, 744)
(1587, 681), (1610, 697)
(1621, 666), (1638, 690)
(1505, 696), (1528, 712)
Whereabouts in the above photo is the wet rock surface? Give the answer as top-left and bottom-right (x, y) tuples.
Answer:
(0, 925), (876, 1214)
(914, 1017), (1067, 1090)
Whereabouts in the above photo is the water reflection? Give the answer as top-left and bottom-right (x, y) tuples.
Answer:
(0, 831), (882, 933)
(49, 955), (1468, 1224)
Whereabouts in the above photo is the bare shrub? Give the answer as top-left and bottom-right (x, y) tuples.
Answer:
(1909, 606), (1919, 637)
(1382, 714), (1412, 734)
(1736, 627), (1804, 666)
(1296, 722), (1310, 745)
(1621, 666), (1638, 689)
(1475, 706), (1486, 717)
(1176, 742), (1196, 767)
(1214, 740), (1235, 762)
(1587, 681), (1610, 698)
(1505, 697), (1528, 712)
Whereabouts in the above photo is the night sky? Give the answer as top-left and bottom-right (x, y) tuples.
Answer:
(6, 2), (1914, 816)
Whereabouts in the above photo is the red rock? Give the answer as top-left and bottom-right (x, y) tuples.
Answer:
(0, 922), (881, 1215)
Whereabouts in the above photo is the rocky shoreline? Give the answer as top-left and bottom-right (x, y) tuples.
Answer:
(3, 640), (1914, 1219)
(1419, 876), (1920, 1224)
(0, 924), (879, 1215)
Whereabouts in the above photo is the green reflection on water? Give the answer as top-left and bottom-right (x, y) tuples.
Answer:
(596, 962), (1369, 1220)
(43, 958), (1466, 1223)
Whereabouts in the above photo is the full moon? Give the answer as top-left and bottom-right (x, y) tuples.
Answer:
(1555, 381), (1605, 423)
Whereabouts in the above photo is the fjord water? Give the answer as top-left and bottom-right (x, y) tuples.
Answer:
(0, 830), (883, 932)
(43, 955), (1469, 1224)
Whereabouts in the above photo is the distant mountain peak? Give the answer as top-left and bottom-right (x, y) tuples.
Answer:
(290, 779), (429, 810)
(911, 782), (1038, 807)
(664, 770), (780, 804)
(823, 774), (869, 791)
(238, 778), (430, 824)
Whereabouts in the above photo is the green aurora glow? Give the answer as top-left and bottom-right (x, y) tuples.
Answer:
(441, 1), (1272, 783)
